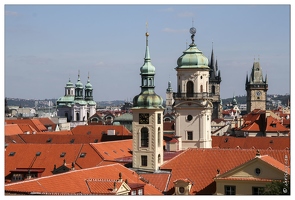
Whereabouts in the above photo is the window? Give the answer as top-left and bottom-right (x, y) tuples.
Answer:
(157, 113), (161, 124)
(224, 185), (236, 195)
(179, 187), (185, 194)
(186, 81), (194, 97)
(187, 115), (193, 121)
(9, 152), (16, 156)
(141, 127), (149, 147)
(12, 174), (23, 181)
(138, 189), (143, 195)
(131, 190), (136, 195)
(158, 127), (161, 147)
(187, 131), (193, 140)
(60, 152), (66, 157)
(255, 168), (261, 175)
(212, 85), (216, 94)
(158, 154), (161, 163)
(141, 155), (147, 166)
(252, 187), (264, 195)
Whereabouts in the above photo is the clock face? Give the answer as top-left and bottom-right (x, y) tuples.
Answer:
(256, 91), (261, 96)
(139, 113), (149, 124)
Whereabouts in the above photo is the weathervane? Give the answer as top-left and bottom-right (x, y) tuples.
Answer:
(190, 18), (196, 44)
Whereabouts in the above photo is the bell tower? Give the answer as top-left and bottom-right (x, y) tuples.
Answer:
(245, 60), (268, 113)
(132, 28), (164, 172)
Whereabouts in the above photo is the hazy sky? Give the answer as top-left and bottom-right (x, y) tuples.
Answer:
(4, 3), (291, 102)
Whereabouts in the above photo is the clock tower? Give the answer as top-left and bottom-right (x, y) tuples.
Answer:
(132, 30), (164, 172)
(245, 60), (268, 113)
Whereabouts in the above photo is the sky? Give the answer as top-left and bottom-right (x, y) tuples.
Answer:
(3, 2), (292, 102)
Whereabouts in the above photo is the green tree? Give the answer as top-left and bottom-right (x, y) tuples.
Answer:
(262, 180), (290, 195)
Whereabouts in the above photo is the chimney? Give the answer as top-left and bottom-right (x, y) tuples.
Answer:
(118, 172), (123, 182)
(216, 169), (220, 177)
(112, 181), (117, 192)
(255, 149), (261, 158)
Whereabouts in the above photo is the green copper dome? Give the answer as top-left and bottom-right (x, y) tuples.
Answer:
(133, 90), (163, 109)
(176, 27), (209, 69)
(75, 74), (83, 89)
(66, 78), (74, 87)
(85, 79), (92, 89)
(176, 43), (209, 69)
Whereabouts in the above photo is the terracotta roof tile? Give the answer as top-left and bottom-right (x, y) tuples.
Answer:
(72, 125), (131, 136)
(5, 119), (47, 132)
(212, 136), (290, 150)
(140, 173), (170, 192)
(5, 143), (104, 181)
(5, 164), (162, 195)
(90, 140), (133, 161)
(160, 148), (290, 194)
(5, 124), (23, 135)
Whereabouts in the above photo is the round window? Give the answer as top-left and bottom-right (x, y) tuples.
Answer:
(179, 187), (185, 193)
(187, 115), (193, 121)
(255, 168), (261, 175)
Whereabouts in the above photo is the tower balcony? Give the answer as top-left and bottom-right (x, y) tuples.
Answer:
(173, 92), (213, 100)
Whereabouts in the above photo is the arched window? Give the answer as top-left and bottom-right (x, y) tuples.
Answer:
(141, 127), (149, 147)
(187, 81), (194, 97)
(158, 154), (161, 163)
(76, 112), (80, 121)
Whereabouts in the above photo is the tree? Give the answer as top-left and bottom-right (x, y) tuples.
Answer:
(262, 180), (290, 195)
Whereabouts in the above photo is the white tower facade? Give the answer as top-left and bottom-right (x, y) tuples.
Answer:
(173, 26), (213, 149)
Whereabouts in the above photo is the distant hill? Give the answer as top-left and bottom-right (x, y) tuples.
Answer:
(5, 94), (290, 108)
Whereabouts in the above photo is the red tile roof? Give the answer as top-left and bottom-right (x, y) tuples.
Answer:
(212, 136), (290, 150)
(72, 125), (132, 136)
(5, 119), (47, 132)
(159, 148), (290, 194)
(5, 143), (104, 182)
(5, 124), (23, 135)
(140, 173), (170, 192)
(5, 163), (162, 195)
(90, 139), (133, 162)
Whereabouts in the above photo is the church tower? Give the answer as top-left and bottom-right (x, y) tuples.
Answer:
(84, 73), (96, 119)
(245, 60), (268, 113)
(173, 26), (213, 149)
(208, 45), (222, 119)
(165, 81), (174, 114)
(132, 30), (164, 172)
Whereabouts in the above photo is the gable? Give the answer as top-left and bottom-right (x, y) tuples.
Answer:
(216, 156), (289, 181)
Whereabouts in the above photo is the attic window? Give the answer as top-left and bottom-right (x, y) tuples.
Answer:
(270, 140), (273, 144)
(104, 152), (109, 155)
(36, 152), (41, 156)
(224, 138), (228, 143)
(9, 152), (16, 156)
(255, 168), (261, 175)
(120, 149), (124, 152)
(60, 152), (66, 157)
(94, 139), (98, 143)
(46, 138), (52, 143)
(80, 153), (86, 158)
(87, 131), (91, 135)
(70, 139), (75, 143)
(113, 150), (117, 154)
